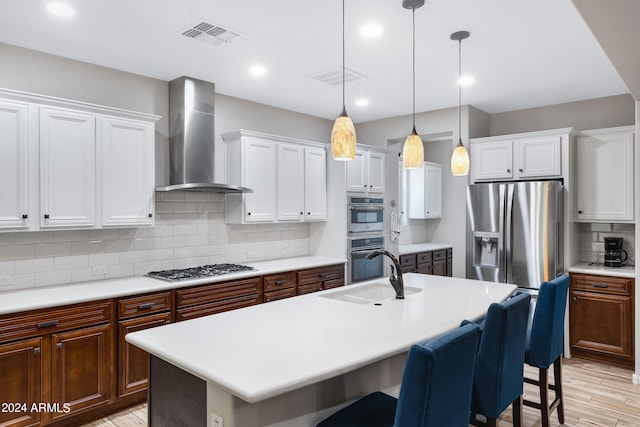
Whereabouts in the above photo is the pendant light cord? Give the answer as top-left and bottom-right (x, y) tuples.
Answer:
(412, 7), (416, 130)
(458, 37), (462, 144)
(342, 0), (346, 110)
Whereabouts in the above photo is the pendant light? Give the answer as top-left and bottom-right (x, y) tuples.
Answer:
(330, 0), (356, 161)
(450, 30), (471, 176)
(402, 0), (425, 169)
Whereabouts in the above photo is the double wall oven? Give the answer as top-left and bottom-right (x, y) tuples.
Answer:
(347, 197), (385, 284)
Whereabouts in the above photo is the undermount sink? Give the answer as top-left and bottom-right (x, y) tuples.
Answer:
(320, 282), (422, 305)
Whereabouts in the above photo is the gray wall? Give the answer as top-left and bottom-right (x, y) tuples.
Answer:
(489, 94), (635, 135)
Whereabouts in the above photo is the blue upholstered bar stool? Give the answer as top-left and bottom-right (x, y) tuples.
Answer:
(464, 292), (531, 427)
(315, 322), (481, 427)
(523, 275), (570, 427)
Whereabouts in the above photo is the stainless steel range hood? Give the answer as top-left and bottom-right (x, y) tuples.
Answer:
(156, 76), (252, 193)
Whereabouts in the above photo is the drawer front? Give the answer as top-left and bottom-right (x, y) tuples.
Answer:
(176, 294), (261, 321)
(263, 271), (296, 292)
(118, 292), (172, 319)
(297, 282), (323, 295)
(263, 288), (295, 303)
(571, 274), (632, 295)
(176, 277), (262, 309)
(298, 264), (344, 286)
(0, 300), (112, 343)
(446, 248), (453, 259)
(416, 252), (433, 264)
(433, 250), (447, 261)
(323, 278), (344, 290)
(399, 254), (416, 266)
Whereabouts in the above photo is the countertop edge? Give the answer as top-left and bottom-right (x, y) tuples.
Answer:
(567, 263), (636, 279)
(398, 242), (453, 255)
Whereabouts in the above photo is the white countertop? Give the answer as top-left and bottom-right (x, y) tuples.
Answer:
(126, 273), (516, 403)
(568, 262), (636, 279)
(398, 242), (453, 255)
(0, 256), (346, 316)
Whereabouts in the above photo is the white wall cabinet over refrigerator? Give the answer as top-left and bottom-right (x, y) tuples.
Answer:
(575, 126), (635, 222)
(0, 100), (29, 230)
(346, 147), (386, 194)
(469, 129), (570, 183)
(224, 130), (327, 224)
(407, 161), (442, 219)
(0, 89), (159, 232)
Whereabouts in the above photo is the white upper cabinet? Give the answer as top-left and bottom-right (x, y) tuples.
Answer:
(575, 126), (635, 222)
(470, 130), (566, 183)
(407, 161), (442, 219)
(277, 144), (304, 221)
(39, 107), (97, 228)
(100, 116), (155, 227)
(224, 130), (327, 224)
(303, 147), (327, 221)
(346, 147), (386, 194)
(0, 89), (159, 232)
(0, 100), (29, 229)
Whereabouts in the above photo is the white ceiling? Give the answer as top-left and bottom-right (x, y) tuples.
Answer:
(0, 0), (630, 123)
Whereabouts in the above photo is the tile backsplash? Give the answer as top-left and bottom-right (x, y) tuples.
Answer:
(0, 192), (310, 292)
(579, 223), (635, 266)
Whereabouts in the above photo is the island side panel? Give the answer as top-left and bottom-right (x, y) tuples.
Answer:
(206, 353), (407, 427)
(149, 355), (207, 426)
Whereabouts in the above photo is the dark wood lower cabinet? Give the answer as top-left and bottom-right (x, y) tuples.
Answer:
(118, 312), (171, 397)
(400, 249), (452, 277)
(569, 273), (634, 368)
(0, 338), (43, 427)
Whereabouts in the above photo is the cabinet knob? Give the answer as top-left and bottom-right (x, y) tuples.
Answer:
(34, 347), (41, 355)
(300, 212), (303, 215)
(56, 343), (62, 350)
(22, 214), (28, 219)
(578, 210), (583, 214)
(247, 212), (251, 216)
(506, 169), (511, 173)
(363, 184), (367, 188)
(369, 185), (373, 188)
(275, 279), (286, 286)
(148, 213), (153, 218)
(519, 168), (523, 172)
(44, 214), (50, 219)
(307, 212), (311, 215)
(571, 296), (577, 302)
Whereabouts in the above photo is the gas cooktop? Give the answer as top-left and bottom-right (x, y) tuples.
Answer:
(146, 263), (256, 282)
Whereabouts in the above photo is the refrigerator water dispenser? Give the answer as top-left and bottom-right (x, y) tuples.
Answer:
(472, 231), (500, 267)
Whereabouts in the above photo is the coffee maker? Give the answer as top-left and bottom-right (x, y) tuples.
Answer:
(604, 237), (628, 267)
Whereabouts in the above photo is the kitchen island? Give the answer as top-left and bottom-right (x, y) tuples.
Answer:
(127, 273), (515, 427)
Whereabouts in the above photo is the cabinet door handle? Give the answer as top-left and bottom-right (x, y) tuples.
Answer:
(56, 343), (62, 350)
(275, 279), (286, 286)
(571, 296), (577, 302)
(34, 347), (41, 355)
(138, 303), (155, 310)
(37, 320), (59, 329)
(592, 283), (608, 288)
(22, 214), (28, 219)
(44, 214), (50, 219)
(319, 273), (328, 279)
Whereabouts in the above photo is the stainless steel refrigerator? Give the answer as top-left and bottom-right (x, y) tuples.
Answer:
(466, 180), (563, 290)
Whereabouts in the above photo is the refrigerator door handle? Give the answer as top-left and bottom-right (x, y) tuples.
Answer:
(505, 183), (515, 283)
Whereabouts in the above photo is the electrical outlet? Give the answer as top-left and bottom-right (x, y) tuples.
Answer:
(0, 274), (12, 286)
(210, 412), (224, 427)
(247, 250), (258, 260)
(92, 265), (108, 275)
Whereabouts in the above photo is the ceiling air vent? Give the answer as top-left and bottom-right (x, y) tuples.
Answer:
(179, 20), (240, 46)
(311, 67), (367, 86)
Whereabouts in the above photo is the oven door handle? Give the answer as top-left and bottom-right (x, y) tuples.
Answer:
(350, 248), (383, 255)
(349, 206), (384, 210)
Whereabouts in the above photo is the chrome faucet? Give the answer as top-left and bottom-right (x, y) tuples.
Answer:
(365, 250), (404, 299)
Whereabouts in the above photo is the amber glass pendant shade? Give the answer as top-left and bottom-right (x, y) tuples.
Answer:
(403, 128), (424, 169)
(450, 140), (470, 175)
(331, 107), (356, 160)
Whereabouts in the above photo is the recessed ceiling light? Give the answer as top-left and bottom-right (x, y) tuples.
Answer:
(355, 98), (369, 107)
(458, 75), (475, 87)
(359, 23), (383, 39)
(248, 64), (267, 77)
(46, 2), (76, 17)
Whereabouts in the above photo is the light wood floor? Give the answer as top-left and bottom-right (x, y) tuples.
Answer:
(83, 357), (639, 427)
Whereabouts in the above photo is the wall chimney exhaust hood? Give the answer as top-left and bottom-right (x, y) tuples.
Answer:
(156, 76), (252, 193)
